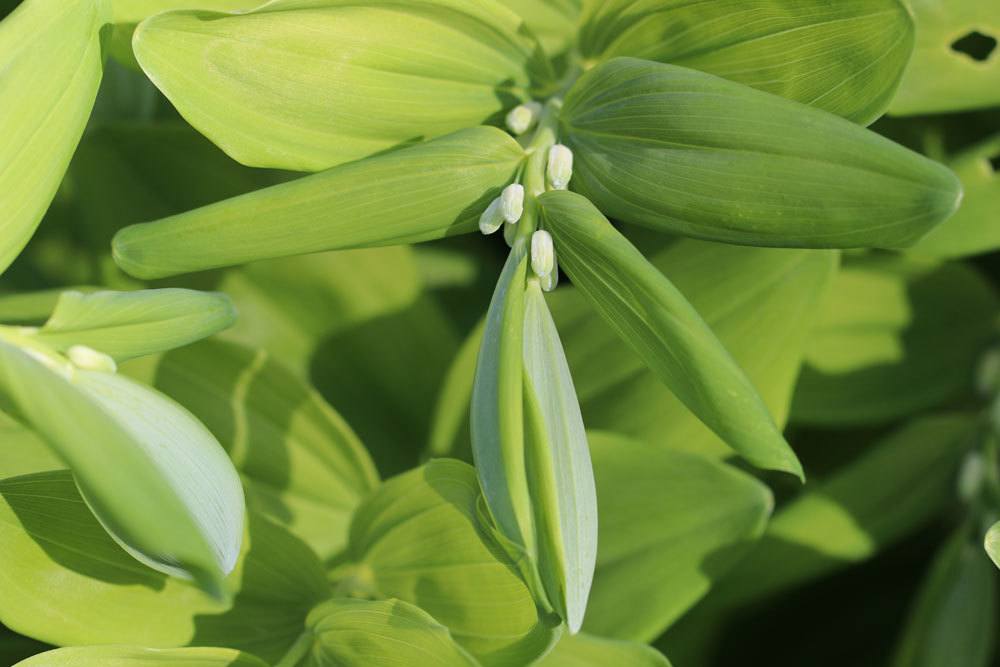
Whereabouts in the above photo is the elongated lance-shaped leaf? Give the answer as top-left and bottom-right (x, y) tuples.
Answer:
(579, 0), (914, 125)
(988, 522), (1000, 570)
(0, 0), (108, 275)
(15, 646), (269, 667)
(561, 58), (962, 249)
(33, 289), (237, 362)
(0, 335), (244, 595)
(522, 280), (598, 634)
(133, 0), (553, 171)
(471, 243), (537, 575)
(538, 191), (802, 479)
(113, 127), (525, 279)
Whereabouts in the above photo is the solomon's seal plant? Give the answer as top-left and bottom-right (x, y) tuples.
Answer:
(0, 0), (998, 665)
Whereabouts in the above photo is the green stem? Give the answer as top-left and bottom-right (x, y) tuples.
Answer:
(274, 631), (314, 667)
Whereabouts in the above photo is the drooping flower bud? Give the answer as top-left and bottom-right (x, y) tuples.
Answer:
(505, 101), (542, 136)
(68, 344), (117, 373)
(500, 183), (525, 224)
(531, 230), (555, 278)
(479, 197), (504, 235)
(547, 144), (574, 190)
(503, 221), (517, 248)
(540, 270), (558, 292)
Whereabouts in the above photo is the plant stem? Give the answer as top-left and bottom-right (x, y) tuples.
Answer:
(274, 630), (314, 667)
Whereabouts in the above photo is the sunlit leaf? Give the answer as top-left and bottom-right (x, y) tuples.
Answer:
(0, 412), (61, 480)
(791, 255), (998, 426)
(891, 0), (1000, 115)
(561, 58), (962, 248)
(113, 127), (525, 279)
(0, 0), (107, 275)
(342, 459), (558, 666)
(0, 336), (244, 594)
(302, 598), (478, 667)
(579, 0), (914, 124)
(537, 632), (671, 667)
(506, 0), (581, 57)
(584, 432), (772, 641)
(0, 474), (327, 664)
(538, 191), (802, 478)
(133, 0), (551, 170)
(892, 522), (996, 667)
(35, 289), (236, 361)
(15, 646), (268, 667)
(986, 522), (1000, 570)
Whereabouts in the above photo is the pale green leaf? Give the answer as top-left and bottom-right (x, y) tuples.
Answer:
(0, 474), (328, 664)
(506, 0), (581, 57)
(910, 133), (1000, 259)
(522, 280), (597, 634)
(343, 459), (558, 666)
(0, 412), (61, 479)
(0, 336), (244, 594)
(142, 339), (379, 562)
(112, 0), (263, 24)
(34, 289), (236, 361)
(584, 432), (772, 642)
(892, 521), (996, 667)
(561, 58), (962, 248)
(791, 255), (999, 426)
(538, 191), (802, 478)
(891, 0), (1000, 115)
(0, 287), (95, 325)
(986, 522), (1000, 569)
(113, 127), (525, 279)
(302, 598), (478, 667)
(15, 646), (268, 667)
(537, 632), (671, 667)
(0, 0), (107, 275)
(133, 0), (551, 170)
(579, 0), (914, 124)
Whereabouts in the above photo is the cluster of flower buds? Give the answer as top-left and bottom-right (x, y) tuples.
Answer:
(479, 183), (525, 236)
(531, 229), (558, 292)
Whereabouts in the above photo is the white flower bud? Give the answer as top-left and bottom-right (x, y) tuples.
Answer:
(540, 269), (558, 292)
(503, 221), (517, 248)
(531, 230), (555, 278)
(68, 345), (117, 373)
(505, 101), (542, 136)
(547, 144), (574, 190)
(478, 197), (504, 235)
(500, 183), (524, 224)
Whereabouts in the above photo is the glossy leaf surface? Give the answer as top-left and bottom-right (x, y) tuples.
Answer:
(561, 58), (962, 249)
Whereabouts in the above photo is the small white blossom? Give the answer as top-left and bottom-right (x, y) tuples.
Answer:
(505, 101), (542, 135)
(547, 144), (574, 190)
(478, 197), (504, 235)
(531, 230), (555, 278)
(68, 345), (117, 373)
(500, 183), (525, 224)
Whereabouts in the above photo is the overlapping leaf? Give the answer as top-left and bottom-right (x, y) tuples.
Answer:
(506, 0), (581, 57)
(560, 58), (962, 248)
(133, 0), (551, 170)
(537, 632), (671, 666)
(113, 128), (525, 279)
(15, 646), (268, 667)
(538, 191), (802, 478)
(579, 0), (914, 124)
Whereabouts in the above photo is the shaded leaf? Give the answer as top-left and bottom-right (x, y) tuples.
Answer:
(986, 522), (1000, 569)
(343, 459), (558, 666)
(579, 0), (914, 124)
(791, 255), (998, 426)
(561, 58), (961, 248)
(15, 646), (268, 667)
(0, 412), (61, 479)
(538, 191), (802, 478)
(506, 0), (581, 57)
(133, 0), (550, 170)
(35, 289), (236, 361)
(113, 127), (525, 279)
(0, 473), (328, 664)
(0, 0), (107, 275)
(537, 632), (671, 667)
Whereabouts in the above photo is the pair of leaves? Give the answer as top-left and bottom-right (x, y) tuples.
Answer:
(470, 243), (596, 633)
(131, 0), (553, 171)
(578, 0), (915, 125)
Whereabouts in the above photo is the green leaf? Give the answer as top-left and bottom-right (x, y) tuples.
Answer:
(986, 522), (1000, 569)
(538, 191), (802, 478)
(0, 335), (244, 594)
(0, 624), (49, 667)
(112, 127), (525, 279)
(0, 287), (95, 325)
(791, 255), (999, 426)
(343, 459), (558, 666)
(892, 522), (996, 667)
(556, 240), (837, 459)
(0, 412), (61, 479)
(522, 280), (597, 633)
(700, 413), (977, 611)
(578, 0), (914, 124)
(133, 0), (551, 171)
(0, 0), (107, 275)
(15, 646), (268, 667)
(34, 289), (236, 361)
(584, 432), (772, 642)
(0, 473), (328, 664)
(560, 58), (962, 249)
(111, 0), (262, 24)
(891, 0), (1000, 115)
(506, 0), (581, 57)
(144, 339), (380, 562)
(537, 632), (672, 667)
(910, 133), (1000, 259)
(302, 598), (478, 667)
